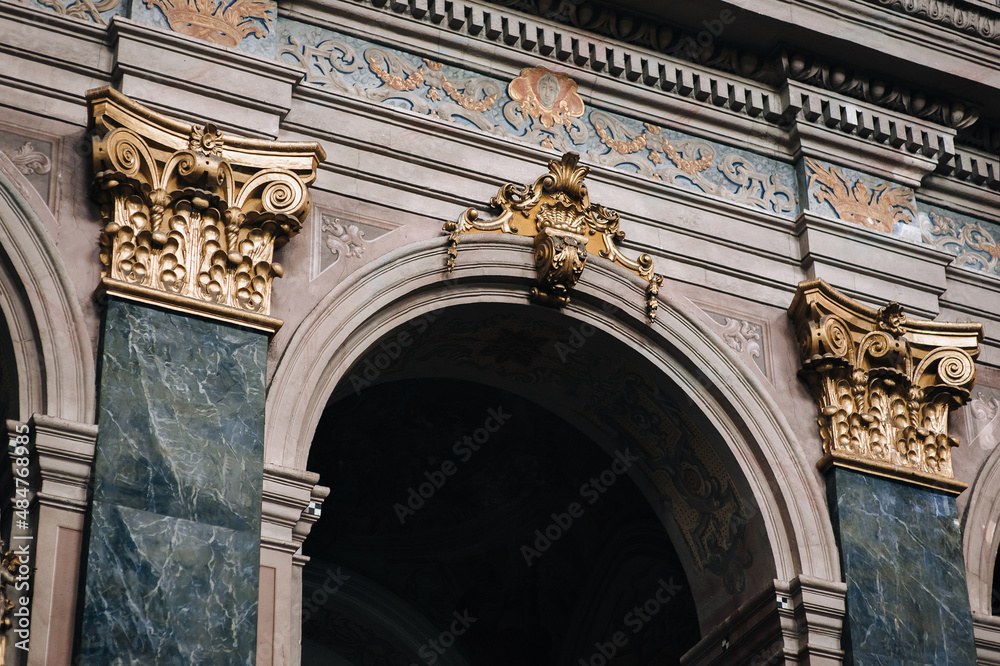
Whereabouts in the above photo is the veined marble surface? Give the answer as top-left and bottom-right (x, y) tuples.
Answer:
(80, 298), (266, 664)
(79, 503), (259, 665)
(93, 299), (266, 532)
(827, 468), (976, 665)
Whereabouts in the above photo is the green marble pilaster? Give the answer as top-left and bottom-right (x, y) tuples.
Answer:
(76, 297), (266, 665)
(827, 467), (977, 665)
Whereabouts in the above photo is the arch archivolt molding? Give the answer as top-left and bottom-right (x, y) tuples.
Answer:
(963, 431), (1000, 615)
(266, 232), (841, 585)
(0, 149), (94, 423)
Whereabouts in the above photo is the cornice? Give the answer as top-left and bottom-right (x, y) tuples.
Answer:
(284, 0), (998, 197)
(776, 50), (980, 131)
(0, 0), (108, 43)
(862, 0), (1000, 45)
(109, 18), (303, 88)
(918, 173), (1000, 220)
(785, 80), (956, 187)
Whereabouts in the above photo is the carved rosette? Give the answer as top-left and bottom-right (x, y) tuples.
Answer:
(444, 152), (662, 320)
(87, 88), (324, 333)
(789, 279), (983, 494)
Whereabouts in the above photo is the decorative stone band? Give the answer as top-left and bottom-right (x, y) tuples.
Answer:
(788, 279), (983, 495)
(87, 87), (325, 334)
(444, 152), (662, 321)
(339, 0), (981, 190)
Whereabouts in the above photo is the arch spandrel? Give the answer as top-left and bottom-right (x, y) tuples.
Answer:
(266, 233), (841, 595)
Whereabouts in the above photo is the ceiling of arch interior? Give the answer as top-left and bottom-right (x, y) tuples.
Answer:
(306, 378), (701, 665)
(318, 302), (777, 631)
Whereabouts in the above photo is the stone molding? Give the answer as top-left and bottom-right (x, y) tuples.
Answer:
(0, 151), (96, 424)
(265, 234), (841, 588)
(863, 0), (1000, 44)
(961, 407), (1000, 615)
(778, 50), (979, 131)
(681, 577), (845, 665)
(88, 87), (325, 333)
(291, 482), (329, 568)
(794, 210), (956, 319)
(788, 575), (848, 663)
(109, 17), (303, 138)
(32, 415), (98, 512)
(261, 463), (323, 555)
(785, 80), (956, 188)
(941, 142), (1000, 190)
(974, 612), (1000, 665)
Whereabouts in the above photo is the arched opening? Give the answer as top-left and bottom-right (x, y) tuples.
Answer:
(992, 544), (1000, 615)
(299, 301), (780, 664)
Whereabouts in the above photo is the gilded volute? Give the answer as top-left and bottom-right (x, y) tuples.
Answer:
(87, 87), (325, 333)
(789, 279), (983, 494)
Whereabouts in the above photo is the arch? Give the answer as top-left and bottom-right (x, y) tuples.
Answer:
(962, 408), (1000, 614)
(267, 233), (840, 585)
(0, 151), (95, 423)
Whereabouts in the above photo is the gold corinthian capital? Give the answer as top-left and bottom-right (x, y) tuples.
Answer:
(789, 279), (983, 495)
(87, 87), (325, 333)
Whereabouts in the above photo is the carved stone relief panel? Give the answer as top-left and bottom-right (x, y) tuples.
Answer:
(962, 386), (1000, 454)
(0, 129), (54, 205)
(802, 157), (920, 240)
(703, 310), (768, 379)
(919, 202), (1000, 280)
(312, 208), (397, 278)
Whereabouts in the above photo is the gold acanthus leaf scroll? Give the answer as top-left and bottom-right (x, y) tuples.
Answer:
(142, 0), (274, 48)
(805, 157), (916, 233)
(789, 279), (983, 495)
(88, 87), (324, 333)
(443, 152), (662, 321)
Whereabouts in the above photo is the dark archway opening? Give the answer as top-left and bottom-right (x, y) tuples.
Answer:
(303, 377), (700, 665)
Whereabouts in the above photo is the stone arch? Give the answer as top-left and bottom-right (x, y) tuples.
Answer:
(266, 233), (840, 588)
(0, 151), (94, 423)
(963, 421), (1000, 615)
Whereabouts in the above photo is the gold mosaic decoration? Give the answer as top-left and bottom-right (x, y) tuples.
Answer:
(88, 87), (324, 333)
(789, 279), (982, 494)
(444, 152), (662, 321)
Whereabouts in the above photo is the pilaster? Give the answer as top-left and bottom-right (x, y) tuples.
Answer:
(74, 89), (323, 664)
(789, 278), (982, 664)
(257, 464), (327, 666)
(26, 416), (97, 666)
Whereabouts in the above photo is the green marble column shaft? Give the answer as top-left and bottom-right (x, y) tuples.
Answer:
(75, 297), (266, 665)
(827, 467), (977, 665)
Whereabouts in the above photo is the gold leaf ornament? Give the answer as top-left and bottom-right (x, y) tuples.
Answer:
(789, 279), (983, 495)
(444, 152), (662, 321)
(508, 67), (586, 130)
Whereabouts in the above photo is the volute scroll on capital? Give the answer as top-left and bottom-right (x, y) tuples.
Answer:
(444, 152), (663, 321)
(789, 279), (983, 495)
(87, 87), (325, 333)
